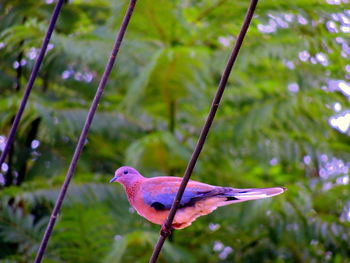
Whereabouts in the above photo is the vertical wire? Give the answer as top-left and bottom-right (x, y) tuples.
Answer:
(0, 0), (65, 173)
(148, 1), (259, 262)
(33, 1), (137, 262)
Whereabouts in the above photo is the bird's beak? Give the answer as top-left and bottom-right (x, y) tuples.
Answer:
(110, 176), (118, 183)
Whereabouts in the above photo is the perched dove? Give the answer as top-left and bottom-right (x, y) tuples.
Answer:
(110, 166), (286, 229)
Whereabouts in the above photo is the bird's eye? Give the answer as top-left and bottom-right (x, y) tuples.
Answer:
(123, 170), (128, 175)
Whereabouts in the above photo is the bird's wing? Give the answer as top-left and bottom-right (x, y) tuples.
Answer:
(140, 177), (231, 210)
(140, 177), (286, 211)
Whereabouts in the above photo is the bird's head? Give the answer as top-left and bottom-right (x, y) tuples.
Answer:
(110, 166), (141, 185)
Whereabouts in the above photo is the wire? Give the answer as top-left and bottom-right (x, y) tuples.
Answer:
(0, 0), (65, 175)
(33, 1), (137, 262)
(148, 1), (259, 262)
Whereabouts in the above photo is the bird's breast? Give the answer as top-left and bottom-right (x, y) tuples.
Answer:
(123, 182), (141, 204)
(133, 194), (169, 225)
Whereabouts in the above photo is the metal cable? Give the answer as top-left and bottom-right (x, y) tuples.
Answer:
(0, 0), (65, 174)
(149, 1), (259, 262)
(33, 1), (137, 262)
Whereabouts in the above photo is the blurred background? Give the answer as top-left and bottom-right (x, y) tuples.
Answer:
(0, 0), (350, 262)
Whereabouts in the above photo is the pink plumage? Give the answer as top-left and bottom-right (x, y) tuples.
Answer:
(110, 166), (286, 229)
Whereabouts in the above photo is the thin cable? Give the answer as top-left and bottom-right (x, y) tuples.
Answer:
(0, 0), (65, 174)
(148, 0), (259, 262)
(33, 1), (137, 262)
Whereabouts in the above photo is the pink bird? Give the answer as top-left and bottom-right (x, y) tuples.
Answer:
(110, 166), (286, 230)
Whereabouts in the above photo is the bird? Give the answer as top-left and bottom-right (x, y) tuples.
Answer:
(110, 166), (286, 230)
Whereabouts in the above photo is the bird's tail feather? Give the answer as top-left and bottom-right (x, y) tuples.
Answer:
(221, 187), (286, 205)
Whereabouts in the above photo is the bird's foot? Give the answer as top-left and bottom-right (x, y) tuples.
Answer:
(160, 224), (172, 237)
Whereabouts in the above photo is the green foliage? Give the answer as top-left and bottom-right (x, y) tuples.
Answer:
(1, 0), (350, 262)
(0, 200), (48, 262)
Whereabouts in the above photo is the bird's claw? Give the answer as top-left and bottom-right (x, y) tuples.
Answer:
(160, 225), (172, 237)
